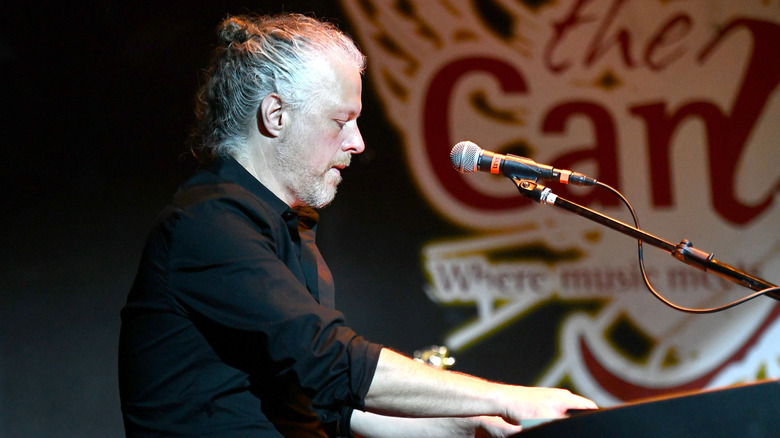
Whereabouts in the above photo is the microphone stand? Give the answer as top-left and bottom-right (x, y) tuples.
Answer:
(512, 179), (779, 301)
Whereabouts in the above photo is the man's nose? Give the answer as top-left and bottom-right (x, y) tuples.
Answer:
(343, 124), (365, 154)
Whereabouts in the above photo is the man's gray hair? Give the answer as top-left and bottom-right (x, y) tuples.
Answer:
(191, 13), (366, 163)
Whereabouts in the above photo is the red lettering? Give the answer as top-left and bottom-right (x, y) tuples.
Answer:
(541, 102), (621, 206)
(630, 101), (723, 208)
(545, 0), (695, 73)
(584, 0), (635, 69)
(701, 19), (780, 224)
(423, 57), (531, 211)
(544, 0), (595, 73)
(631, 19), (780, 224)
(644, 14), (692, 70)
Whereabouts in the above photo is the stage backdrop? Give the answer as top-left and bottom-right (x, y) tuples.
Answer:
(1, 1), (779, 437)
(331, 0), (780, 407)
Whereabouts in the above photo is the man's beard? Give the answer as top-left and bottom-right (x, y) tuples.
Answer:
(274, 141), (350, 208)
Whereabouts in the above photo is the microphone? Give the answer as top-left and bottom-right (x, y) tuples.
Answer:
(450, 141), (598, 186)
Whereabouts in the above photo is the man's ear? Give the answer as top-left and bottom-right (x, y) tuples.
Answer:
(258, 94), (284, 137)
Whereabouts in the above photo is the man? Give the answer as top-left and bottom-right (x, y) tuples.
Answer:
(118, 13), (596, 437)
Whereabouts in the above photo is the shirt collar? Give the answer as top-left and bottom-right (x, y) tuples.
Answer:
(208, 155), (294, 219)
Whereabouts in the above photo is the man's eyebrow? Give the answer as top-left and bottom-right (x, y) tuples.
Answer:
(336, 108), (361, 119)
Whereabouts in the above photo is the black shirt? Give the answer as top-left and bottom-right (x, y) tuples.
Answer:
(119, 156), (382, 437)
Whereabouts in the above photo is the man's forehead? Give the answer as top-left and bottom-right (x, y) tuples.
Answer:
(311, 58), (363, 113)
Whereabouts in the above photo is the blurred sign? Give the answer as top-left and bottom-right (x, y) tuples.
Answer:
(342, 0), (780, 405)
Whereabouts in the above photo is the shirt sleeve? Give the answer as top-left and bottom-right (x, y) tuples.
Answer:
(164, 190), (381, 410)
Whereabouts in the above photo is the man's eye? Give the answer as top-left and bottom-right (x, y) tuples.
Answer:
(335, 119), (347, 128)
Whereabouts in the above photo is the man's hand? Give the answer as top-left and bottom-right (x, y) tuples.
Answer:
(351, 412), (524, 438)
(495, 385), (597, 424)
(471, 416), (524, 438)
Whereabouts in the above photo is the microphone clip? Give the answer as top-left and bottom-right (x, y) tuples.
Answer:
(514, 179), (558, 205)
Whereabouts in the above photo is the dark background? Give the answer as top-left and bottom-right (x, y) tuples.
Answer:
(1, 1), (572, 436)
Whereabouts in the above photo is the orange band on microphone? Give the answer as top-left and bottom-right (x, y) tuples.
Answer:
(490, 156), (501, 174)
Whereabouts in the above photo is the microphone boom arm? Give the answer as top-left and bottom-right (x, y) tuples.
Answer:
(513, 179), (779, 301)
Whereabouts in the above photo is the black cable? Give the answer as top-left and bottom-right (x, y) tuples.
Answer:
(596, 181), (779, 314)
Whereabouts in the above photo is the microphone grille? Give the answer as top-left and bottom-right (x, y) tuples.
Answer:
(450, 141), (481, 173)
